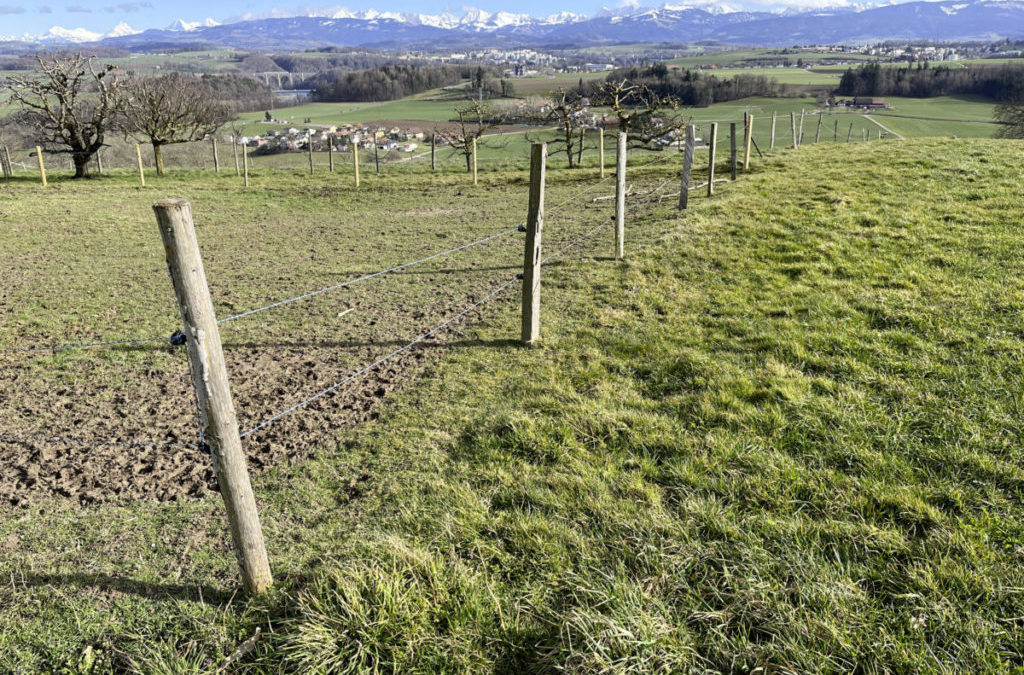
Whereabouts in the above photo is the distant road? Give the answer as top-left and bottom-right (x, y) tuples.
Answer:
(864, 115), (905, 140)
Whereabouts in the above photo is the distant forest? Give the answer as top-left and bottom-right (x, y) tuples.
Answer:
(311, 65), (512, 102)
(579, 64), (790, 106)
(837, 62), (1024, 100)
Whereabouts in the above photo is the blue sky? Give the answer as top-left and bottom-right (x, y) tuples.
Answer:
(0, 0), (890, 36)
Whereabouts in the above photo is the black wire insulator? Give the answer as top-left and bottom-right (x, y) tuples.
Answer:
(517, 224), (527, 232)
(516, 273), (524, 280)
(169, 330), (187, 347)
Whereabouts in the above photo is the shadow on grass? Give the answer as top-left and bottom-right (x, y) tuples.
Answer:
(18, 572), (238, 604)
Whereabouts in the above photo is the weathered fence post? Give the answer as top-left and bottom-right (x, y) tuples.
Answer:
(430, 134), (436, 171)
(242, 143), (249, 188)
(799, 109), (806, 146)
(815, 113), (822, 143)
(135, 144), (145, 186)
(521, 142), (545, 345)
(472, 136), (478, 185)
(353, 142), (360, 187)
(96, 149), (103, 175)
(834, 119), (838, 142)
(847, 123), (854, 143)
(863, 128), (868, 142)
(0, 145), (10, 181)
(790, 112), (798, 149)
(374, 142), (380, 174)
(308, 136), (315, 174)
(744, 114), (753, 170)
(707, 122), (718, 197)
(679, 124), (695, 211)
(878, 130), (882, 141)
(730, 122), (737, 181)
(233, 135), (241, 176)
(36, 146), (47, 187)
(212, 137), (220, 174)
(328, 136), (335, 173)
(599, 127), (605, 178)
(152, 199), (273, 596)
(615, 131), (626, 260)
(770, 112), (777, 150)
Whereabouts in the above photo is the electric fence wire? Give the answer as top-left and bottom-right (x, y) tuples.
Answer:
(240, 274), (521, 439)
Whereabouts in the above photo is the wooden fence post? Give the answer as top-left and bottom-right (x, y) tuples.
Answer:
(308, 136), (315, 174)
(847, 123), (854, 143)
(135, 144), (145, 186)
(521, 142), (545, 345)
(770, 111), (777, 150)
(329, 136), (335, 173)
(472, 137), (478, 185)
(212, 137), (220, 174)
(799, 109), (806, 145)
(599, 127), (605, 178)
(744, 114), (753, 170)
(863, 128), (868, 142)
(430, 134), (436, 171)
(36, 146), (47, 186)
(152, 199), (273, 596)
(679, 124), (695, 210)
(615, 131), (626, 260)
(878, 130), (882, 141)
(730, 122), (737, 181)
(707, 122), (718, 197)
(96, 149), (103, 175)
(353, 143), (360, 187)
(242, 143), (249, 188)
(374, 143), (380, 174)
(815, 114), (822, 143)
(0, 145), (10, 180)
(834, 119), (838, 142)
(790, 112), (797, 149)
(233, 135), (241, 176)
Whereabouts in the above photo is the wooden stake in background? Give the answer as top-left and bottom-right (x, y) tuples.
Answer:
(353, 142), (360, 187)
(374, 142), (380, 174)
(834, 119), (839, 142)
(242, 143), (249, 188)
(152, 198), (273, 596)
(615, 131), (627, 260)
(707, 122), (718, 197)
(847, 123), (854, 143)
(798, 109), (806, 145)
(308, 136), (314, 174)
(96, 149), (103, 175)
(233, 134), (240, 176)
(36, 146), (47, 187)
(521, 142), (545, 345)
(328, 136), (335, 173)
(791, 112), (798, 149)
(729, 122), (737, 181)
(678, 124), (695, 211)
(430, 134), (436, 171)
(743, 114), (753, 170)
(577, 127), (585, 167)
(472, 136), (478, 185)
(212, 137), (220, 174)
(599, 127), (605, 179)
(135, 144), (145, 186)
(770, 111), (777, 150)
(0, 144), (10, 181)
(815, 114), (822, 143)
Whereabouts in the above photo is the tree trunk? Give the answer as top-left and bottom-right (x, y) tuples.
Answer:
(72, 151), (91, 179)
(153, 143), (166, 177)
(465, 149), (472, 173)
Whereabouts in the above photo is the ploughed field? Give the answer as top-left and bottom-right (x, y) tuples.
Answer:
(1, 138), (1023, 673)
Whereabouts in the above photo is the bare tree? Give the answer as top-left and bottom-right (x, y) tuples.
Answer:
(436, 99), (504, 173)
(594, 78), (687, 150)
(527, 89), (594, 169)
(122, 72), (233, 176)
(3, 52), (122, 178)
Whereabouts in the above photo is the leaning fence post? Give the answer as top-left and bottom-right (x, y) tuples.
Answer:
(679, 124), (695, 210)
(790, 112), (797, 149)
(770, 112), (776, 150)
(847, 123), (854, 143)
(707, 122), (718, 197)
(730, 122), (737, 181)
(242, 143), (249, 188)
(743, 114), (753, 170)
(212, 137), (220, 174)
(472, 137), (478, 185)
(815, 113), (822, 143)
(615, 131), (627, 260)
(135, 144), (145, 186)
(36, 146), (47, 186)
(599, 126), (605, 178)
(799, 109), (806, 146)
(353, 142), (360, 187)
(521, 142), (545, 345)
(152, 199), (273, 596)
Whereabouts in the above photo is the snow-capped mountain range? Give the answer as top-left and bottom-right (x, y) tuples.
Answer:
(3, 1), (1024, 49)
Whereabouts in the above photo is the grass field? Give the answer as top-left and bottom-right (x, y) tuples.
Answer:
(2, 133), (1024, 672)
(693, 67), (841, 85)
